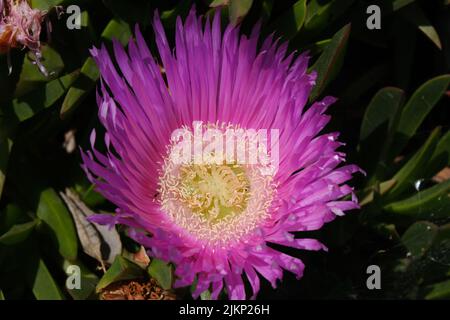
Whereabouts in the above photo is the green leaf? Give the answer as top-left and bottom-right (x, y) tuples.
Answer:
(373, 223), (400, 241)
(433, 131), (450, 166)
(360, 87), (405, 142)
(387, 127), (441, 198)
(161, 1), (192, 26)
(309, 23), (351, 100)
(200, 289), (212, 300)
(302, 39), (331, 56)
(31, 0), (64, 11)
(60, 19), (132, 119)
(401, 221), (438, 259)
(391, 75), (450, 157)
(96, 255), (144, 293)
(229, 0), (253, 25)
(0, 220), (37, 245)
(270, 0), (307, 40)
(359, 179), (397, 206)
(384, 179), (450, 218)
(210, 0), (254, 25)
(260, 0), (274, 21)
(359, 87), (405, 180)
(425, 279), (450, 299)
(0, 289), (4, 300)
(425, 131), (450, 177)
(436, 223), (450, 241)
(210, 0), (228, 7)
(402, 4), (442, 49)
(0, 204), (28, 234)
(0, 137), (13, 200)
(147, 258), (173, 290)
(11, 70), (80, 122)
(60, 58), (99, 119)
(32, 259), (65, 300)
(101, 18), (132, 45)
(63, 260), (99, 300)
(76, 183), (107, 208)
(303, 0), (354, 35)
(390, 0), (416, 11)
(37, 188), (78, 261)
(304, 0), (334, 30)
(15, 45), (64, 97)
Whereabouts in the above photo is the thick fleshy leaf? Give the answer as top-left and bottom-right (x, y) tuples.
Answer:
(32, 259), (65, 300)
(160, 1), (192, 26)
(200, 290), (212, 300)
(309, 23), (351, 100)
(210, 0), (228, 7)
(63, 259), (99, 300)
(60, 58), (99, 119)
(0, 220), (37, 245)
(60, 19), (132, 119)
(401, 221), (438, 259)
(303, 0), (354, 35)
(304, 0), (332, 28)
(425, 279), (450, 300)
(384, 179), (450, 219)
(96, 255), (144, 293)
(373, 223), (400, 241)
(11, 70), (80, 122)
(387, 127), (441, 198)
(391, 0), (416, 11)
(402, 4), (442, 49)
(390, 75), (450, 158)
(14, 45), (64, 97)
(0, 204), (27, 234)
(360, 87), (405, 142)
(260, 0), (274, 21)
(229, 0), (253, 25)
(147, 258), (173, 290)
(37, 188), (78, 261)
(31, 0), (64, 10)
(74, 183), (107, 208)
(270, 0), (306, 40)
(359, 179), (397, 206)
(210, 0), (253, 25)
(432, 131), (450, 166)
(359, 87), (405, 179)
(425, 131), (450, 177)
(303, 38), (331, 56)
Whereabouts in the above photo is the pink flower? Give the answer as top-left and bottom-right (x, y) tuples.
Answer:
(81, 8), (362, 300)
(1, 0), (47, 74)
(0, 0), (45, 53)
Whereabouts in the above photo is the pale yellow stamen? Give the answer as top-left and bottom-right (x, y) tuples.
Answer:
(157, 123), (276, 246)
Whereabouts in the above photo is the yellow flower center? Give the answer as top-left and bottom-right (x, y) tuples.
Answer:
(157, 123), (277, 246)
(177, 164), (250, 223)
